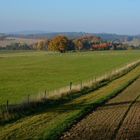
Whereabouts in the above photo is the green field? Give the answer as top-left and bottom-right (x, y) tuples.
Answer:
(0, 50), (140, 104)
(1, 59), (140, 140)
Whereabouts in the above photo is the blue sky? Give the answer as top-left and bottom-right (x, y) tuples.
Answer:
(0, 0), (140, 35)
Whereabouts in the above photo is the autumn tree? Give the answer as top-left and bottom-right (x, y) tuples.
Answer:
(73, 39), (84, 51)
(33, 39), (49, 50)
(37, 41), (44, 50)
(73, 35), (101, 51)
(48, 35), (69, 53)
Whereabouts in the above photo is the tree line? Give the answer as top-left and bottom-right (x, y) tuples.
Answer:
(32, 35), (111, 52)
(0, 35), (136, 52)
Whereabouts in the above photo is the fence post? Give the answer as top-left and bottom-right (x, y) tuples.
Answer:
(92, 77), (94, 84)
(94, 77), (97, 87)
(6, 100), (9, 112)
(70, 82), (72, 92)
(27, 94), (30, 104)
(44, 90), (47, 99)
(1, 105), (4, 117)
(0, 105), (1, 114)
(81, 81), (83, 90)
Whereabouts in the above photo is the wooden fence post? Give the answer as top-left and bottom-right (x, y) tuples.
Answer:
(70, 82), (72, 91)
(92, 77), (94, 84)
(0, 105), (1, 114)
(6, 100), (9, 112)
(94, 77), (97, 87)
(1, 105), (4, 117)
(81, 81), (83, 90)
(44, 90), (47, 99)
(27, 94), (30, 104)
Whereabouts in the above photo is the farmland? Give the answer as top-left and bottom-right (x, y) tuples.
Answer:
(0, 58), (140, 140)
(0, 37), (39, 48)
(0, 50), (140, 104)
(1, 0), (140, 139)
(61, 75), (140, 140)
(0, 50), (140, 140)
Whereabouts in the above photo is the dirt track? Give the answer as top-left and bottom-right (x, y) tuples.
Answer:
(61, 78), (140, 140)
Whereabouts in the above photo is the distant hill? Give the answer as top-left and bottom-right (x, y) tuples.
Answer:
(9, 32), (88, 39)
(0, 33), (5, 37)
(8, 30), (50, 35)
(7, 32), (140, 42)
(94, 33), (134, 41)
(123, 38), (140, 47)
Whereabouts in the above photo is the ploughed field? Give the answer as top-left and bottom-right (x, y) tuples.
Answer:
(0, 50), (140, 104)
(61, 76), (140, 140)
(0, 62), (140, 140)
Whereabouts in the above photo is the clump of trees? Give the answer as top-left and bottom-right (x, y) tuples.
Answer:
(91, 42), (112, 50)
(32, 39), (49, 50)
(48, 36), (69, 53)
(1, 35), (138, 52)
(2, 42), (32, 50)
(73, 36), (101, 51)
(0, 35), (110, 52)
(32, 35), (102, 52)
(46, 35), (104, 52)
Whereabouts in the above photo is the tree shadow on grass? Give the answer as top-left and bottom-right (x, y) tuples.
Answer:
(0, 99), (89, 126)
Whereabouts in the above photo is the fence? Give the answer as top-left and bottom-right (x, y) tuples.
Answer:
(0, 60), (140, 116)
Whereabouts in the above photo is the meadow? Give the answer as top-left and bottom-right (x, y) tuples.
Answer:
(0, 50), (140, 104)
(1, 58), (140, 140)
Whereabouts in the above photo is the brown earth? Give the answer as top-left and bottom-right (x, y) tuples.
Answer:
(61, 78), (140, 140)
(115, 97), (140, 140)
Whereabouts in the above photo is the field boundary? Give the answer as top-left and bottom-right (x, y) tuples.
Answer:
(48, 68), (140, 140)
(1, 62), (140, 140)
(46, 59), (140, 99)
(0, 60), (140, 125)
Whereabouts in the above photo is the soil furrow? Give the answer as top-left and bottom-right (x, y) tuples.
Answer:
(61, 78), (140, 140)
(115, 97), (140, 140)
(112, 94), (140, 140)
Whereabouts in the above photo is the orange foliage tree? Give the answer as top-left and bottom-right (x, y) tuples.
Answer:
(48, 35), (69, 53)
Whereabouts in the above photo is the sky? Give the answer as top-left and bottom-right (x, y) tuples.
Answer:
(0, 0), (140, 35)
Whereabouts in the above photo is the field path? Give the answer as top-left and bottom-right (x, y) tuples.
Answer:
(61, 78), (140, 140)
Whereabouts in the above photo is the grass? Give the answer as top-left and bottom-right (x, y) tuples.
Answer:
(1, 63), (140, 140)
(0, 50), (140, 104)
(0, 58), (139, 125)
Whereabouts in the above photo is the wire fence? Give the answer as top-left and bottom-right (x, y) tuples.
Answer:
(0, 59), (140, 116)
